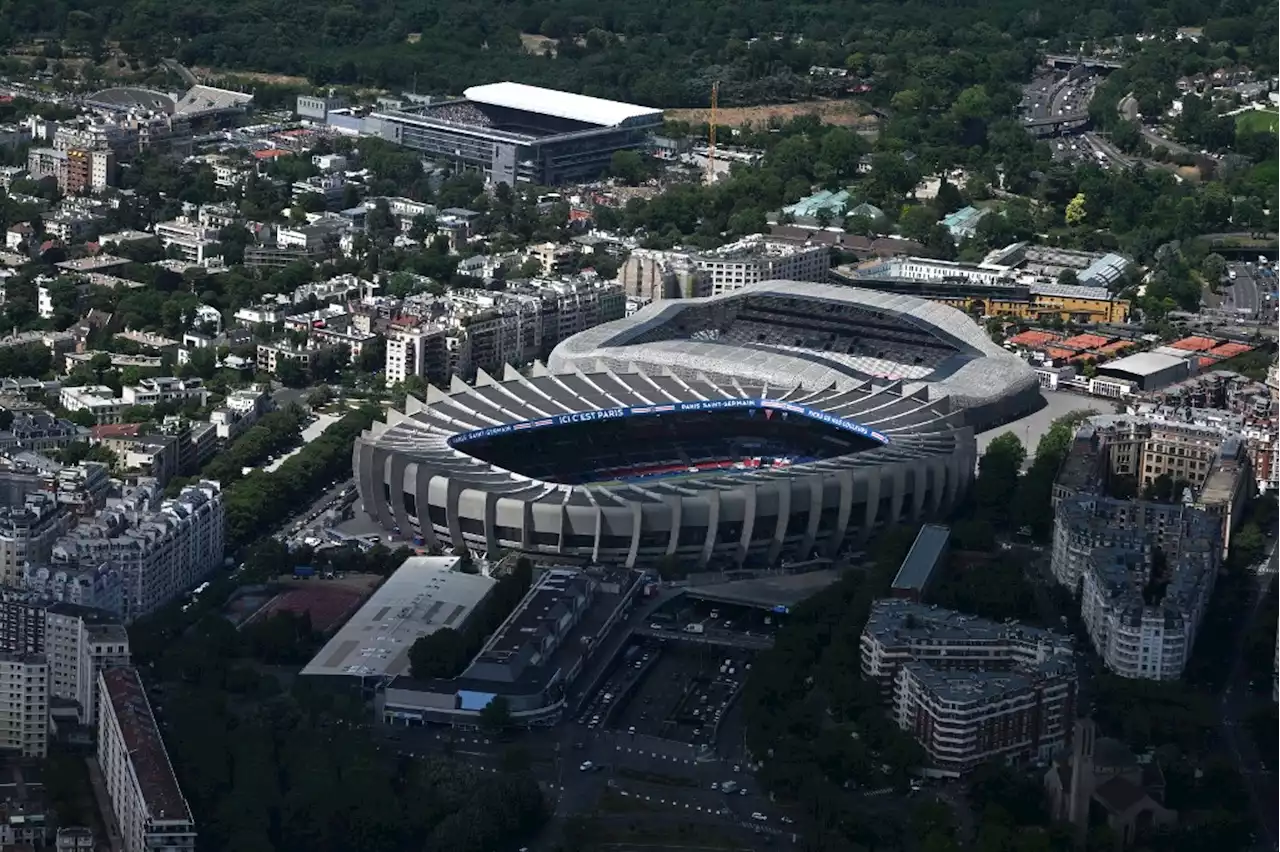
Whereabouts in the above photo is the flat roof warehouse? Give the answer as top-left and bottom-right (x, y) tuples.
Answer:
(301, 556), (496, 678)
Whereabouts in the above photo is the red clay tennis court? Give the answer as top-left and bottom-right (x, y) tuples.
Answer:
(249, 584), (366, 633)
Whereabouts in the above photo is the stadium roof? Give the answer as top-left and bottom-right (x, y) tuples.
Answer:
(174, 85), (254, 116)
(463, 82), (661, 127)
(301, 556), (496, 678)
(550, 280), (1039, 422)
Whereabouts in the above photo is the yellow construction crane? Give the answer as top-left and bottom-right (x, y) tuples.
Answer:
(707, 80), (719, 183)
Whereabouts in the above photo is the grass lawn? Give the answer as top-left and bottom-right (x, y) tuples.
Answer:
(1235, 109), (1278, 135)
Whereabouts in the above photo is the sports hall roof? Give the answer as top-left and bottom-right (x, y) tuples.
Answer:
(463, 82), (662, 127)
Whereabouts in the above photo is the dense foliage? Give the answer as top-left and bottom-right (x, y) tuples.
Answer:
(222, 403), (379, 548)
(133, 590), (547, 852)
(1, 0), (1273, 103)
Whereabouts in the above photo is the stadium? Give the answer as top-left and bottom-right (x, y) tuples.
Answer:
(354, 371), (977, 570)
(366, 82), (663, 185)
(84, 87), (177, 113)
(550, 282), (1041, 430)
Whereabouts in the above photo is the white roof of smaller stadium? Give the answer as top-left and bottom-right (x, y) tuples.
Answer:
(174, 85), (253, 116)
(301, 556), (496, 678)
(463, 82), (661, 127)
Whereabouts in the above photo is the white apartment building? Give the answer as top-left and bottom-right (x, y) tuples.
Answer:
(694, 236), (830, 297)
(0, 653), (47, 757)
(121, 377), (208, 409)
(98, 667), (196, 852)
(53, 482), (224, 621)
(233, 303), (289, 327)
(60, 379), (207, 424)
(44, 603), (130, 726)
(154, 217), (221, 266)
(385, 323), (447, 386)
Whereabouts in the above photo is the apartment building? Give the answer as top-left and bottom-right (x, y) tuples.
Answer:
(861, 600), (1075, 774)
(154, 216), (221, 266)
(0, 653), (48, 757)
(392, 279), (626, 382)
(98, 667), (196, 852)
(54, 112), (192, 161)
(1055, 496), (1222, 680)
(693, 236), (830, 297)
(619, 248), (709, 302)
(385, 322), (448, 386)
(256, 341), (331, 376)
(0, 493), (69, 586)
(22, 559), (122, 614)
(65, 149), (115, 194)
(45, 602), (130, 726)
(0, 592), (48, 656)
(1053, 414), (1252, 557)
(0, 411), (87, 453)
(52, 481), (224, 621)
(26, 147), (68, 187)
(1049, 413), (1238, 681)
(121, 377), (208, 409)
(527, 241), (577, 277)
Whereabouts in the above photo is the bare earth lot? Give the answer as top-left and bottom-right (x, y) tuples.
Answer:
(666, 100), (874, 128)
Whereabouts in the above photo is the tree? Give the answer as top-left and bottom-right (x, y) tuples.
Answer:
(273, 359), (306, 388)
(480, 695), (514, 735)
(609, 149), (650, 185)
(898, 205), (938, 242)
(1057, 268), (1079, 286)
(973, 432), (1025, 528)
(1065, 192), (1088, 226)
(1201, 252), (1227, 282)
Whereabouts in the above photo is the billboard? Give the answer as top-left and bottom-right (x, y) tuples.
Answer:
(448, 397), (890, 447)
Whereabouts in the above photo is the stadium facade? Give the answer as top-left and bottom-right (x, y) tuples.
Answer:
(366, 82), (662, 185)
(354, 367), (976, 569)
(354, 284), (1044, 568)
(550, 281), (1040, 430)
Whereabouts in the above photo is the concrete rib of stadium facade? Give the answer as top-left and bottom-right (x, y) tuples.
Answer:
(354, 362), (977, 570)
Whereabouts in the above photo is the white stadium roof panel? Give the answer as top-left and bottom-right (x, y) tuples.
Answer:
(463, 82), (661, 127)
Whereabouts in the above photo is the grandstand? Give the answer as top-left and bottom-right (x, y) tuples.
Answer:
(551, 281), (1040, 430)
(367, 81), (662, 186)
(354, 366), (976, 570)
(85, 87), (176, 114)
(173, 85), (254, 121)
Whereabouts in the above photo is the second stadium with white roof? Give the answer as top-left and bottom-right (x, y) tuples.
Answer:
(353, 284), (1037, 569)
(366, 81), (662, 185)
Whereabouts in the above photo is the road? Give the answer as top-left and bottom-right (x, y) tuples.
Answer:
(162, 58), (200, 88)
(1219, 262), (1278, 320)
(1220, 544), (1278, 852)
(976, 390), (1108, 466)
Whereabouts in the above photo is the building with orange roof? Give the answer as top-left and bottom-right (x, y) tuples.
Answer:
(1207, 342), (1252, 360)
(1169, 336), (1218, 352)
(1093, 340), (1133, 357)
(1008, 330), (1061, 348)
(1059, 333), (1112, 350)
(251, 148), (288, 161)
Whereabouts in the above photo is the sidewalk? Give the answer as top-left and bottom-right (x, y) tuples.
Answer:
(85, 757), (123, 852)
